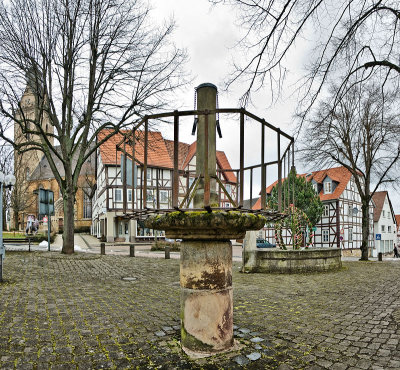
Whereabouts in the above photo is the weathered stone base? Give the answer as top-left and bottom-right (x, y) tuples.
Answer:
(243, 248), (342, 274)
(180, 240), (233, 353)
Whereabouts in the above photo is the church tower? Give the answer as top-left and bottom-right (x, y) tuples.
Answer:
(11, 71), (54, 229)
(14, 72), (54, 181)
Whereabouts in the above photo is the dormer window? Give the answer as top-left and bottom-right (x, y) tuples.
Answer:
(324, 181), (332, 194)
(313, 183), (318, 193)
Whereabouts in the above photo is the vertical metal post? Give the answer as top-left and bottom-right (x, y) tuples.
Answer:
(173, 111), (179, 208)
(143, 118), (148, 209)
(204, 113), (210, 207)
(165, 245), (170, 259)
(48, 195), (51, 252)
(123, 141), (127, 214)
(261, 122), (266, 210)
(131, 130), (136, 212)
(292, 141), (295, 206)
(29, 237), (31, 252)
(250, 168), (253, 207)
(283, 152), (286, 209)
(101, 242), (105, 255)
(277, 130), (282, 212)
(239, 111), (244, 207)
(156, 169), (160, 210)
(130, 244), (135, 257)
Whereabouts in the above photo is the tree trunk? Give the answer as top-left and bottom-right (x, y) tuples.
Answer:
(13, 210), (19, 231)
(62, 191), (75, 254)
(360, 199), (370, 261)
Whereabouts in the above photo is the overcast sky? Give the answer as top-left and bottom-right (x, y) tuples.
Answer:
(151, 0), (400, 213)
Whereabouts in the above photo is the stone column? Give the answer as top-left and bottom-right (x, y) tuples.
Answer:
(193, 83), (218, 208)
(180, 239), (233, 353)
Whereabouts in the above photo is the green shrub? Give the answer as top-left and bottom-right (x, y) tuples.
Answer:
(151, 240), (180, 252)
(74, 226), (91, 233)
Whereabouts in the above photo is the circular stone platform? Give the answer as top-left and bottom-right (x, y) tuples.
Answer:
(144, 211), (267, 240)
(243, 248), (342, 274)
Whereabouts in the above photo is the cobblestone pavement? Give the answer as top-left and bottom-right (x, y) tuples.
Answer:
(1, 252), (400, 369)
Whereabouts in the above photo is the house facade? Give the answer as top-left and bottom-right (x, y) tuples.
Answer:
(254, 166), (375, 257)
(372, 191), (397, 255)
(91, 130), (237, 242)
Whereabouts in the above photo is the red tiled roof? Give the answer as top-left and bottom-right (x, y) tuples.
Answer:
(372, 191), (388, 222)
(395, 215), (400, 231)
(98, 130), (237, 183)
(98, 129), (173, 168)
(252, 166), (353, 210)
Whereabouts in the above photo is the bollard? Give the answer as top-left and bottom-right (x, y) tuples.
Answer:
(28, 237), (31, 253)
(100, 242), (105, 255)
(378, 252), (382, 261)
(165, 245), (170, 259)
(130, 244), (135, 257)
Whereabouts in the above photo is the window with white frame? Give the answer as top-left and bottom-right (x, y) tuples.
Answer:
(312, 183), (318, 193)
(225, 202), (231, 208)
(348, 228), (353, 242)
(146, 189), (153, 202)
(381, 225), (385, 232)
(322, 230), (329, 242)
(388, 226), (392, 233)
(160, 190), (169, 203)
(348, 202), (352, 216)
(115, 189), (122, 202)
(324, 181), (332, 194)
(323, 205), (329, 217)
(128, 189), (132, 202)
(225, 184), (231, 195)
(383, 210), (385, 217)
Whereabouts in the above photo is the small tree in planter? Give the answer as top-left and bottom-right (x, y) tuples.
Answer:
(268, 168), (323, 249)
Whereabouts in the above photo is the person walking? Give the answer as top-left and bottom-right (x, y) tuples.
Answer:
(394, 243), (399, 258)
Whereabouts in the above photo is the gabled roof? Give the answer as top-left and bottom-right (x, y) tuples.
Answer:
(372, 191), (387, 222)
(30, 144), (96, 180)
(372, 191), (396, 223)
(97, 129), (237, 183)
(252, 166), (353, 210)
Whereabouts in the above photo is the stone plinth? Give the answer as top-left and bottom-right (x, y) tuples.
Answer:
(145, 211), (266, 355)
(243, 248), (342, 274)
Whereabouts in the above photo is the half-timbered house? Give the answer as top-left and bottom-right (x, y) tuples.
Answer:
(254, 166), (375, 257)
(91, 129), (237, 242)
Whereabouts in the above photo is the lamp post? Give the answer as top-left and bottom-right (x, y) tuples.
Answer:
(0, 170), (16, 282)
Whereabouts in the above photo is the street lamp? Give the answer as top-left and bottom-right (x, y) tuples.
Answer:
(0, 170), (16, 282)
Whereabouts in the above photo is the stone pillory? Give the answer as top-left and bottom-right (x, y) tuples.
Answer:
(119, 83), (294, 356)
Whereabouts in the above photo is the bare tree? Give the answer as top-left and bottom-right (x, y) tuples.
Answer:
(0, 0), (187, 253)
(211, 0), (399, 116)
(300, 83), (400, 260)
(0, 143), (13, 230)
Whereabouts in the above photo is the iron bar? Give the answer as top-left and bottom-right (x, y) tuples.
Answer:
(239, 110), (244, 207)
(204, 113), (210, 207)
(172, 111), (179, 208)
(261, 122), (266, 210)
(215, 175), (237, 208)
(143, 118), (148, 209)
(156, 168), (160, 209)
(132, 129), (136, 211)
(123, 141), (127, 214)
(250, 168), (253, 208)
(277, 130), (282, 212)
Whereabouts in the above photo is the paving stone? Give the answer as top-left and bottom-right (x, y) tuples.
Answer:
(1, 253), (400, 368)
(246, 352), (261, 361)
(250, 337), (264, 343)
(239, 328), (251, 334)
(233, 355), (250, 366)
